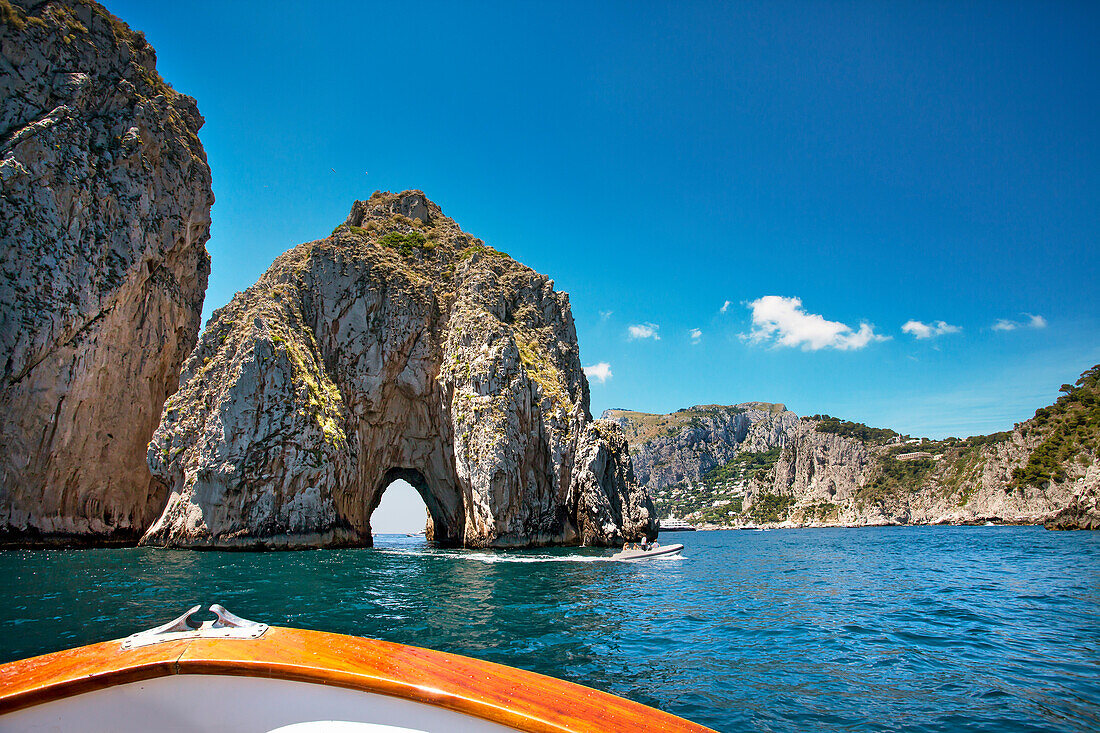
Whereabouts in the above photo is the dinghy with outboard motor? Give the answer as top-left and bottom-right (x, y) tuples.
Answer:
(0, 604), (712, 733)
(611, 543), (684, 561)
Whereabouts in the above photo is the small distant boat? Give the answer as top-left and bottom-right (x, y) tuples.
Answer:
(612, 543), (684, 561)
(405, 529), (426, 537)
(658, 517), (696, 532)
(0, 604), (712, 732)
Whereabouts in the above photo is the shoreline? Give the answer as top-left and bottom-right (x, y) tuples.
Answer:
(691, 517), (1055, 532)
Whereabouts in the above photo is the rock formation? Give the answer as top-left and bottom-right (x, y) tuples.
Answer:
(756, 418), (1083, 527)
(0, 0), (213, 545)
(612, 364), (1100, 529)
(603, 403), (797, 491)
(1044, 493), (1100, 531)
(143, 191), (655, 548)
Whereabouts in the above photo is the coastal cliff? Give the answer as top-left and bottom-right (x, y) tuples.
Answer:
(0, 0), (213, 545)
(603, 403), (797, 492)
(608, 364), (1100, 529)
(144, 191), (655, 549)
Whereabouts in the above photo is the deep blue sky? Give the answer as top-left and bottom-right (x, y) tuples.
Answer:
(113, 0), (1098, 439)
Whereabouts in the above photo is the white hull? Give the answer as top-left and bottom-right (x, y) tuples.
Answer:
(612, 543), (684, 561)
(3, 674), (513, 733)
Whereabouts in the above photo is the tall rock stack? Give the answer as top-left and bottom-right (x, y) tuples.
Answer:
(144, 191), (655, 548)
(0, 1), (213, 544)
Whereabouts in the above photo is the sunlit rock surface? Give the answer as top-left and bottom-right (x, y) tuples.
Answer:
(610, 365), (1100, 530)
(144, 192), (655, 548)
(0, 0), (212, 545)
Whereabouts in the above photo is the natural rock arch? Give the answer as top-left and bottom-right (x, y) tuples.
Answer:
(370, 468), (460, 544)
(143, 192), (655, 549)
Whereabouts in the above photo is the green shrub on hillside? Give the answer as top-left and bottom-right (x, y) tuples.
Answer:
(702, 447), (782, 486)
(810, 415), (899, 444)
(748, 493), (794, 523)
(868, 455), (935, 497)
(1013, 364), (1100, 488)
(964, 431), (1012, 448)
(379, 230), (428, 257)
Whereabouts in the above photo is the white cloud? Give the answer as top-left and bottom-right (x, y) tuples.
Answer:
(720, 300), (731, 314)
(902, 319), (961, 339)
(628, 323), (660, 340)
(689, 328), (702, 344)
(744, 296), (888, 351)
(599, 310), (613, 321)
(583, 362), (612, 384)
(993, 313), (1047, 332)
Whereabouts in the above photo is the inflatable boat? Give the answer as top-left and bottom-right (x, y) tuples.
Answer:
(0, 605), (711, 732)
(611, 543), (684, 561)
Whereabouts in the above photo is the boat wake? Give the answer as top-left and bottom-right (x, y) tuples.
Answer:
(372, 549), (684, 564)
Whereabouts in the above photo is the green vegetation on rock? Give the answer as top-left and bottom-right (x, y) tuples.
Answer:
(702, 447), (781, 486)
(379, 230), (429, 257)
(515, 333), (570, 412)
(653, 448), (781, 523)
(1, 0), (47, 29)
(605, 403), (783, 445)
(1013, 364), (1100, 488)
(859, 454), (935, 504)
(747, 493), (795, 523)
(964, 431), (1012, 448)
(810, 415), (899, 444)
(268, 312), (347, 450)
(797, 501), (841, 523)
(629, 364), (1099, 530)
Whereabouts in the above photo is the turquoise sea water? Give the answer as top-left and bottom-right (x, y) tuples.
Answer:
(1, 526), (1098, 732)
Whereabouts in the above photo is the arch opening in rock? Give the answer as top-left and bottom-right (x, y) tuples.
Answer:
(142, 192), (657, 549)
(367, 468), (462, 547)
(369, 478), (428, 536)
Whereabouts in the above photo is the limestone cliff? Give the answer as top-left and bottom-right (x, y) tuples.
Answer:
(755, 419), (1087, 527)
(0, 0), (212, 544)
(602, 402), (797, 499)
(144, 191), (655, 548)
(613, 364), (1100, 529)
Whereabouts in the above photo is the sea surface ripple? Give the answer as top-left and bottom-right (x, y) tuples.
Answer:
(1, 526), (1098, 732)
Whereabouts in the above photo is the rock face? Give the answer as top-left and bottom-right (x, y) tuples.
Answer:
(1044, 492), (1100, 531)
(603, 403), (797, 491)
(613, 364), (1100, 529)
(756, 419), (1086, 527)
(0, 0), (213, 544)
(144, 191), (655, 548)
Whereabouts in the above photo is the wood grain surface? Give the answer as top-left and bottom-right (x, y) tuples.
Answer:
(0, 627), (714, 732)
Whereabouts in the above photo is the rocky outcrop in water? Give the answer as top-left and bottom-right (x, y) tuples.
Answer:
(0, 0), (212, 545)
(1044, 494), (1100, 530)
(143, 191), (655, 548)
